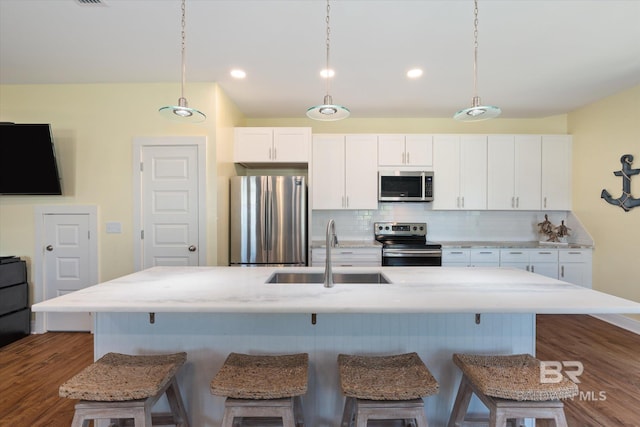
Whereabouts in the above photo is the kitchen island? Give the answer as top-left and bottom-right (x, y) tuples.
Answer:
(32, 266), (640, 426)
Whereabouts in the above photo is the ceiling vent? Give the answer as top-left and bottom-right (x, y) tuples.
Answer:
(75, 0), (107, 5)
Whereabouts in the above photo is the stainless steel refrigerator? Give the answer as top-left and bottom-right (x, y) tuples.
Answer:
(230, 176), (307, 266)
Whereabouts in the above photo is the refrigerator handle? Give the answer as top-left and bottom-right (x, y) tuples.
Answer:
(265, 189), (270, 250)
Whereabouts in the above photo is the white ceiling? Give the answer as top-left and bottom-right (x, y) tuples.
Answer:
(1, 0), (639, 119)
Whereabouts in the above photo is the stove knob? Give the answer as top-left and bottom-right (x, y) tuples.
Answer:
(378, 226), (383, 231)
(385, 226), (390, 230)
(419, 226), (424, 231)
(412, 226), (417, 231)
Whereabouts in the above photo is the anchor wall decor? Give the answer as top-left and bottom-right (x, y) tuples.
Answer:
(601, 154), (640, 212)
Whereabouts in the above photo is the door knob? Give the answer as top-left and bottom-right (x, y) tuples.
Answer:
(46, 245), (53, 251)
(188, 245), (197, 252)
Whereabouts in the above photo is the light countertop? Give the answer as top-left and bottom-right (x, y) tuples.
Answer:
(32, 266), (639, 315)
(311, 240), (382, 249)
(440, 241), (593, 249)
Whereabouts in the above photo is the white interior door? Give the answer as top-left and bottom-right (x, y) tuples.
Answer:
(141, 144), (200, 268)
(43, 213), (92, 331)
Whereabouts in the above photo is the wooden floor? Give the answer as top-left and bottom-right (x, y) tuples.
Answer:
(0, 315), (638, 427)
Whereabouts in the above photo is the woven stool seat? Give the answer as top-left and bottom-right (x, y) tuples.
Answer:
(338, 352), (438, 427)
(211, 352), (309, 427)
(60, 352), (189, 427)
(338, 352), (439, 400)
(448, 353), (578, 427)
(453, 353), (578, 401)
(60, 352), (187, 401)
(211, 352), (308, 399)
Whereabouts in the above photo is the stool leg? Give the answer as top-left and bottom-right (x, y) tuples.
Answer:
(165, 377), (190, 427)
(131, 406), (152, 427)
(70, 412), (89, 427)
(490, 408), (508, 427)
(447, 375), (474, 427)
(415, 409), (429, 427)
(341, 397), (356, 427)
(293, 395), (305, 427)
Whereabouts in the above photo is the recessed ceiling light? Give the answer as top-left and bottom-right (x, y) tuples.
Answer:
(407, 68), (423, 79)
(320, 69), (335, 78)
(230, 69), (247, 79)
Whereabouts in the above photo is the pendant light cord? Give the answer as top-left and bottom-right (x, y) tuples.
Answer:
(180, 0), (187, 102)
(472, 0), (479, 101)
(325, 0), (331, 98)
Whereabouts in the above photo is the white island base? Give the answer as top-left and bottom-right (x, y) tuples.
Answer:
(94, 311), (535, 427)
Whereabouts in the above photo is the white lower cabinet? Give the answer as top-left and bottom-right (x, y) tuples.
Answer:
(559, 249), (592, 288)
(442, 249), (499, 267)
(499, 249), (559, 279)
(311, 247), (382, 267)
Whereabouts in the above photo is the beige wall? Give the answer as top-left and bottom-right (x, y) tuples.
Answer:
(246, 115), (568, 134)
(568, 84), (640, 321)
(214, 86), (246, 266)
(0, 83), (223, 301)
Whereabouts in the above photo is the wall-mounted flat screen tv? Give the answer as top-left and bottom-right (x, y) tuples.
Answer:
(0, 123), (63, 195)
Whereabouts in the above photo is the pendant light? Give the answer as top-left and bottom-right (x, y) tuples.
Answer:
(307, 0), (350, 121)
(159, 0), (206, 123)
(454, 0), (501, 122)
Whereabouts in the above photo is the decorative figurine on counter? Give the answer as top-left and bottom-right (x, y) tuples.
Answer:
(537, 214), (570, 243)
(601, 154), (640, 212)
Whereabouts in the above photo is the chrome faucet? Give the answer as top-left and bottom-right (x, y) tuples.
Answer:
(324, 219), (338, 288)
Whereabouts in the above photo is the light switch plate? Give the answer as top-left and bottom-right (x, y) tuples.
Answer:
(106, 221), (122, 234)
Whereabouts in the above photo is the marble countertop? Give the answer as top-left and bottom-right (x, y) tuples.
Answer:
(439, 241), (593, 249)
(32, 266), (640, 315)
(311, 240), (382, 249)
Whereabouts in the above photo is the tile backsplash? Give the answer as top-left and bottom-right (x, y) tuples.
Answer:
(311, 204), (586, 244)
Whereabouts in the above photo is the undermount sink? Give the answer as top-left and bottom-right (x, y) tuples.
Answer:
(266, 272), (391, 284)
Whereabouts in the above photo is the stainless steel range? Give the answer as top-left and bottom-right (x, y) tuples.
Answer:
(374, 222), (442, 267)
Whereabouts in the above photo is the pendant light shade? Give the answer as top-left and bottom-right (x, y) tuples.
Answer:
(307, 0), (350, 121)
(454, 0), (500, 122)
(159, 0), (206, 123)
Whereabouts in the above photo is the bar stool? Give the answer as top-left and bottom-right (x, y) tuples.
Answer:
(338, 352), (439, 427)
(448, 353), (579, 427)
(210, 352), (309, 427)
(59, 352), (189, 427)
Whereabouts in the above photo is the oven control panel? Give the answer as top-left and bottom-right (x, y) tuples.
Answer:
(374, 222), (426, 237)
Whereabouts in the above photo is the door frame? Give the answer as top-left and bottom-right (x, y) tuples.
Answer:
(132, 136), (207, 271)
(33, 205), (98, 333)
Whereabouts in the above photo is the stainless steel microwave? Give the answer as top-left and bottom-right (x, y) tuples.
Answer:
(378, 171), (434, 202)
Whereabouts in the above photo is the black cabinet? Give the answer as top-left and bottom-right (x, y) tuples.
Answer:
(0, 257), (30, 347)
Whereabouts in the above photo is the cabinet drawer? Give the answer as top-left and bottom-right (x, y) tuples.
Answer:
(0, 283), (28, 316)
(442, 249), (470, 263)
(559, 250), (589, 263)
(0, 307), (31, 347)
(530, 250), (558, 262)
(500, 250), (529, 263)
(0, 260), (27, 289)
(470, 249), (499, 263)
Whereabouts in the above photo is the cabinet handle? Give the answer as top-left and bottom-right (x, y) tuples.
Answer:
(479, 251), (493, 254)
(539, 251), (552, 255)
(273, 147), (277, 160)
(511, 197), (515, 208)
(544, 197), (548, 208)
(516, 197), (520, 208)
(346, 196), (349, 208)
(268, 147), (272, 160)
(510, 251), (523, 255)
(402, 152), (406, 164)
(568, 251), (581, 255)
(461, 196), (465, 208)
(526, 265), (530, 272)
(561, 265), (565, 277)
(531, 265), (535, 273)
(406, 152), (410, 164)
(457, 196), (461, 208)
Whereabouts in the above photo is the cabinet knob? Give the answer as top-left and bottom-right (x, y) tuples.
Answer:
(46, 245), (53, 252)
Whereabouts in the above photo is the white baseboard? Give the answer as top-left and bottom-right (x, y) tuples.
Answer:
(590, 314), (640, 335)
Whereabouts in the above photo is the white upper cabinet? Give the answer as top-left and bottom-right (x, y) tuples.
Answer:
(378, 134), (433, 167)
(487, 135), (542, 210)
(433, 134), (487, 210)
(312, 134), (378, 210)
(541, 135), (572, 210)
(234, 127), (311, 164)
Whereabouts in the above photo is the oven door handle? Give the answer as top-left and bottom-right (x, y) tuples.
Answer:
(383, 249), (442, 257)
